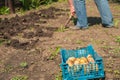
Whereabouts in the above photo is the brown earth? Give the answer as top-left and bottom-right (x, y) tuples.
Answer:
(0, 1), (120, 80)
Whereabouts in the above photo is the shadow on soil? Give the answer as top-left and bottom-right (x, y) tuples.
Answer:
(88, 17), (101, 26)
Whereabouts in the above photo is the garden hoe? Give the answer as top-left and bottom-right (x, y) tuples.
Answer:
(64, 15), (73, 28)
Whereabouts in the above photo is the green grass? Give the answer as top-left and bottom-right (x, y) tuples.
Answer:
(55, 71), (62, 80)
(114, 70), (120, 74)
(0, 39), (5, 45)
(0, 6), (10, 15)
(102, 45), (113, 49)
(115, 36), (120, 44)
(111, 47), (120, 53)
(75, 40), (83, 44)
(114, 19), (120, 28)
(16, 8), (25, 15)
(56, 26), (67, 32)
(90, 38), (103, 45)
(105, 68), (113, 73)
(4, 65), (13, 73)
(110, 47), (120, 57)
(11, 75), (28, 80)
(20, 62), (28, 68)
(49, 46), (61, 60)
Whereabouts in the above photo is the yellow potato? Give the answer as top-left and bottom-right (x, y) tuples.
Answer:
(67, 61), (74, 67)
(87, 54), (95, 63)
(79, 57), (88, 64)
(66, 57), (76, 67)
(74, 58), (80, 65)
(67, 57), (76, 62)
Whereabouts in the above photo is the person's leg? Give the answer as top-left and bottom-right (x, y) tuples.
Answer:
(73, 0), (88, 28)
(94, 0), (113, 27)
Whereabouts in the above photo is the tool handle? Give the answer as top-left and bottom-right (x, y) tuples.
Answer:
(64, 15), (72, 28)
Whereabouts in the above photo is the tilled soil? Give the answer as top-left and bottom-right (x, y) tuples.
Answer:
(0, 1), (120, 80)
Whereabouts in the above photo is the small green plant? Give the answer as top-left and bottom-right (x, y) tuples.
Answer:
(55, 71), (62, 80)
(111, 47), (120, 53)
(109, 47), (120, 57)
(114, 70), (120, 74)
(19, 0), (31, 10)
(90, 38), (103, 45)
(40, 0), (57, 5)
(76, 40), (83, 44)
(20, 0), (56, 10)
(20, 62), (28, 68)
(114, 19), (120, 28)
(102, 45), (113, 50)
(56, 25), (67, 32)
(0, 6), (10, 15)
(0, 38), (5, 45)
(115, 36), (120, 45)
(106, 68), (113, 73)
(49, 46), (61, 60)
(31, 0), (41, 8)
(4, 65), (13, 73)
(16, 8), (25, 15)
(57, 0), (67, 2)
(11, 75), (28, 80)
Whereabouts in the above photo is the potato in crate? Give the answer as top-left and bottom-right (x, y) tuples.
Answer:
(60, 45), (105, 80)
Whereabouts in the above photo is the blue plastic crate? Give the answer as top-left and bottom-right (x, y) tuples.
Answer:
(60, 45), (105, 80)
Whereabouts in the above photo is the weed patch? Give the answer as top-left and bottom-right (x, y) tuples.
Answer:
(49, 46), (61, 60)
(11, 75), (28, 80)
